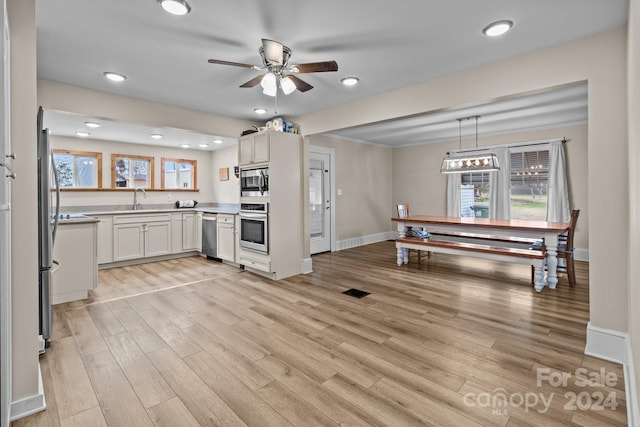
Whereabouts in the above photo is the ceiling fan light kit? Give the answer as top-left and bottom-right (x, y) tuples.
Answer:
(208, 38), (338, 96)
(440, 115), (500, 174)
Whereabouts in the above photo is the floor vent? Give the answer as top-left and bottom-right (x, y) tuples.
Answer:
(342, 288), (370, 298)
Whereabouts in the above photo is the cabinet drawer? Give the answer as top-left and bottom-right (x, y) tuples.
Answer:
(217, 214), (235, 224)
(239, 253), (271, 272)
(113, 213), (172, 224)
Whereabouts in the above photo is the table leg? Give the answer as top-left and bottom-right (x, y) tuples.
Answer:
(397, 247), (403, 266)
(533, 265), (545, 292)
(546, 234), (559, 289)
(397, 222), (410, 265)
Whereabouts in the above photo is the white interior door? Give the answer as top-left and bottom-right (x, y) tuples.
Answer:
(310, 148), (334, 254)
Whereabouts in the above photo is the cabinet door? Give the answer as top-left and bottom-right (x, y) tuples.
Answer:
(182, 212), (197, 251)
(145, 221), (172, 258)
(253, 132), (269, 163)
(171, 213), (183, 254)
(95, 215), (114, 264)
(238, 135), (253, 165)
(113, 223), (145, 261)
(196, 212), (203, 252)
(217, 221), (235, 262)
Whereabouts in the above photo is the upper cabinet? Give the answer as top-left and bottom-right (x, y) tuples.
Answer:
(238, 132), (269, 165)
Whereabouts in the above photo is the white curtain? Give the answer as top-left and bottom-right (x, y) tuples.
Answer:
(489, 147), (511, 220)
(547, 140), (570, 223)
(446, 173), (461, 217)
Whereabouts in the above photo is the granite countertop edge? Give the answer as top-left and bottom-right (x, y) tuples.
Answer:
(61, 203), (240, 216)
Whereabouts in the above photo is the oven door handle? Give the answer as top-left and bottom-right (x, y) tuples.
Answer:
(240, 212), (267, 219)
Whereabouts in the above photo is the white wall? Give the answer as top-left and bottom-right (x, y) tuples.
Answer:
(305, 134), (392, 241)
(51, 136), (215, 207)
(210, 145), (239, 204)
(297, 28), (629, 334)
(627, 0), (640, 416)
(7, 0), (38, 406)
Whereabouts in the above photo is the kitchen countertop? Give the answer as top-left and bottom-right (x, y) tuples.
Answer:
(57, 213), (100, 225)
(60, 203), (240, 216)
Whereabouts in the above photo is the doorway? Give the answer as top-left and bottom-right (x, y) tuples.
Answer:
(309, 146), (335, 254)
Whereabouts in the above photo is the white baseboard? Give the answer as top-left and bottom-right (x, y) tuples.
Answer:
(10, 364), (46, 421)
(574, 247), (589, 262)
(301, 258), (313, 274)
(336, 231), (396, 251)
(585, 322), (638, 427)
(585, 322), (628, 364)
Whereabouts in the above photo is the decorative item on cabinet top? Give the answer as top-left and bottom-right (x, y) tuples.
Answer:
(266, 118), (299, 134)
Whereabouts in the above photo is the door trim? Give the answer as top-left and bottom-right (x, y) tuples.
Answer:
(309, 145), (336, 253)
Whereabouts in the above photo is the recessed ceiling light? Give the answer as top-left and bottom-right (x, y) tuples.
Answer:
(84, 121), (101, 128)
(253, 107), (268, 115)
(213, 139), (223, 144)
(341, 76), (360, 87)
(75, 131), (90, 137)
(199, 143), (209, 148)
(180, 144), (190, 148)
(103, 71), (127, 82)
(482, 20), (514, 37)
(150, 133), (163, 139)
(159, 0), (191, 15)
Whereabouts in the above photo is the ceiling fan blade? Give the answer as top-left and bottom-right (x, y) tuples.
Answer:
(288, 75), (314, 92)
(208, 59), (256, 69)
(239, 75), (264, 88)
(291, 61), (338, 73)
(262, 39), (284, 65)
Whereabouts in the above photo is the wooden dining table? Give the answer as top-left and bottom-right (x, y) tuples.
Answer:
(392, 215), (571, 288)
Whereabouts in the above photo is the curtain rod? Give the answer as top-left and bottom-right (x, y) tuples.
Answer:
(448, 137), (566, 155)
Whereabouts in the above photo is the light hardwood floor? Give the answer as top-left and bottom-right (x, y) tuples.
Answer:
(13, 242), (627, 426)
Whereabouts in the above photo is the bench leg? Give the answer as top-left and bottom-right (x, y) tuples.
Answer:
(533, 266), (545, 292)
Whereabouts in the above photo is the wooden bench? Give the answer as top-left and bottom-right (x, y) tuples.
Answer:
(428, 231), (539, 246)
(396, 236), (547, 292)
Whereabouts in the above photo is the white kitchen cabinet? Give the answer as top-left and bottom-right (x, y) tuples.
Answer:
(171, 212), (198, 253)
(52, 221), (98, 304)
(113, 213), (172, 261)
(238, 132), (269, 165)
(95, 215), (113, 264)
(171, 212), (183, 254)
(196, 212), (203, 252)
(217, 214), (235, 262)
(182, 212), (198, 251)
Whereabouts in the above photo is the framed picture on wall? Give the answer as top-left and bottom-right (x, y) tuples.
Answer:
(219, 167), (229, 181)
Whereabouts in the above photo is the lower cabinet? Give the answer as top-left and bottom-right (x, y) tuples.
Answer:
(52, 221), (98, 304)
(217, 214), (235, 261)
(113, 214), (172, 262)
(95, 215), (113, 264)
(171, 212), (199, 253)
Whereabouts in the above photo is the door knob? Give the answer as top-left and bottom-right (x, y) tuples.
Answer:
(5, 153), (15, 159)
(6, 173), (16, 179)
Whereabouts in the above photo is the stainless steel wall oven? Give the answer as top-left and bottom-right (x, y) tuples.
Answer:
(239, 203), (268, 253)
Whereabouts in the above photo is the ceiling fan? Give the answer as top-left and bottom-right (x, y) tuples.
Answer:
(208, 39), (338, 96)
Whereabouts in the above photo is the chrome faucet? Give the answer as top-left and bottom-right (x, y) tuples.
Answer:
(133, 187), (146, 210)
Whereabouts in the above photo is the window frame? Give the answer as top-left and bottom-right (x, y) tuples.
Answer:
(160, 157), (197, 190)
(111, 154), (155, 189)
(53, 149), (103, 189)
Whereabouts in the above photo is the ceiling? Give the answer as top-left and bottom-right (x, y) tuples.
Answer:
(36, 0), (627, 149)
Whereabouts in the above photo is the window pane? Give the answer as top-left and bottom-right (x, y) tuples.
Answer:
(510, 150), (549, 221)
(161, 158), (196, 189)
(54, 154), (74, 188)
(460, 172), (490, 218)
(54, 151), (100, 188)
(75, 156), (98, 187)
(114, 158), (130, 187)
(132, 160), (150, 187)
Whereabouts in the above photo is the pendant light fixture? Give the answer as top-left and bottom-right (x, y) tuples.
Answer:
(440, 115), (500, 174)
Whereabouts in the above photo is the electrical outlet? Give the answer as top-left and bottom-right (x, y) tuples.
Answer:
(168, 194), (172, 201)
(337, 188), (343, 196)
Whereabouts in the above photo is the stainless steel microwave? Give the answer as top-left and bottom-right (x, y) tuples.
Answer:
(240, 167), (269, 197)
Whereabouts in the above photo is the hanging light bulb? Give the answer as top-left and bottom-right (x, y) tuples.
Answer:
(280, 76), (296, 95)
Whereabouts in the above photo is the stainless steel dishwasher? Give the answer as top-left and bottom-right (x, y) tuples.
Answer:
(201, 213), (217, 258)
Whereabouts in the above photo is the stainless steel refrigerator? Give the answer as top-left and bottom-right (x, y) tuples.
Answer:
(37, 107), (59, 351)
